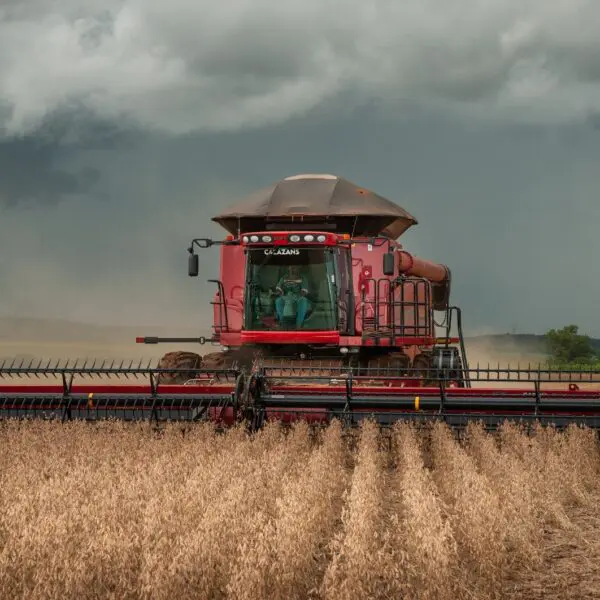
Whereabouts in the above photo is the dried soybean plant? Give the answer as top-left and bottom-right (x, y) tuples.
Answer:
(1, 419), (600, 600)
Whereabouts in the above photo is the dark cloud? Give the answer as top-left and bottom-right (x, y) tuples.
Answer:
(0, 109), (140, 207)
(0, 135), (100, 207)
(2, 1), (600, 138)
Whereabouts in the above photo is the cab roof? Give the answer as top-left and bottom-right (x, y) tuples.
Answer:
(212, 174), (418, 239)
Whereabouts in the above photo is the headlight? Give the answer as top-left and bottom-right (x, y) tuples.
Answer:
(317, 235), (326, 242)
(262, 235), (272, 242)
(242, 236), (249, 243)
(304, 234), (314, 242)
(289, 234), (301, 242)
(250, 235), (259, 242)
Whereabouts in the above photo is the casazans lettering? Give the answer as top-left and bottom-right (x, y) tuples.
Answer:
(263, 248), (301, 256)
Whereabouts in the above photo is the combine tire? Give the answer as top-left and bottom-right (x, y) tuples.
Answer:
(366, 353), (410, 376)
(412, 353), (434, 386)
(413, 350), (467, 387)
(201, 351), (235, 370)
(363, 353), (410, 385)
(202, 347), (264, 371)
(157, 351), (202, 384)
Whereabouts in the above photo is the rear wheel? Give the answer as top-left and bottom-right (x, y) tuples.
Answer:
(413, 348), (467, 387)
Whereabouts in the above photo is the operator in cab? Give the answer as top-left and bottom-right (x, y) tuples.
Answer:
(275, 265), (311, 328)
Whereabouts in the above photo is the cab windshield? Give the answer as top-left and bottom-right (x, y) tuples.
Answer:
(244, 246), (338, 331)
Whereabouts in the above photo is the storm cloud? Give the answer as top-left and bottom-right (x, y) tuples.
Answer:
(2, 1), (600, 138)
(0, 134), (99, 207)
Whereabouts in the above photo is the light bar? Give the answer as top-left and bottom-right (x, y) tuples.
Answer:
(287, 233), (330, 243)
(239, 232), (337, 245)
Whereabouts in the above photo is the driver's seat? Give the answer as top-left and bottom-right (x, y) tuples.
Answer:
(302, 277), (335, 329)
(276, 267), (313, 329)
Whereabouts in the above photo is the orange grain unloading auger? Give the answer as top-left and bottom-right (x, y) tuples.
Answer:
(1, 174), (600, 431)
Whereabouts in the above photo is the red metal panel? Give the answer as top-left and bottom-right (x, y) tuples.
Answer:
(214, 243), (246, 336)
(266, 384), (600, 398)
(0, 384), (235, 395)
(241, 330), (340, 345)
(220, 332), (243, 346)
(0, 381), (596, 397)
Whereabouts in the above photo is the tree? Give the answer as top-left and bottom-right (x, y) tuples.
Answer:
(545, 325), (597, 365)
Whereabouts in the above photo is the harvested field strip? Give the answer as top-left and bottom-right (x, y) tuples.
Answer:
(1, 421), (600, 599)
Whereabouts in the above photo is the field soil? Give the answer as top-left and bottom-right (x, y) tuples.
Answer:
(1, 420), (599, 599)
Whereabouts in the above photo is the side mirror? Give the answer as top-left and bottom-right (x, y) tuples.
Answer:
(188, 253), (199, 277)
(383, 252), (395, 276)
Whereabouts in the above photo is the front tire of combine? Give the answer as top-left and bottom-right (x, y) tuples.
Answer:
(450, 355), (467, 388)
(200, 351), (234, 370)
(412, 353), (433, 386)
(156, 351), (203, 384)
(365, 353), (410, 382)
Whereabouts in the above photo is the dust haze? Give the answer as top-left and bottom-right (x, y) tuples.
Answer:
(464, 336), (548, 367)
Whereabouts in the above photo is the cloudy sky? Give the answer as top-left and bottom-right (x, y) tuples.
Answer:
(1, 0), (600, 336)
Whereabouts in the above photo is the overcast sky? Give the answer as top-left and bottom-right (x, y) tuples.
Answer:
(1, 1), (600, 336)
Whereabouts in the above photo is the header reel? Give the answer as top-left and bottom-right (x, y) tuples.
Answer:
(1, 358), (600, 431)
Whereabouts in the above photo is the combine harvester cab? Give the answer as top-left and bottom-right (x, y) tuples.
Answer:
(2, 174), (600, 431)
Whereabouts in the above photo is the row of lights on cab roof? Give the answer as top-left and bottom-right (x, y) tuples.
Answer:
(241, 233), (328, 243)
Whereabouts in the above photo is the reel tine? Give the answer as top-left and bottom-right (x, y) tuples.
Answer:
(134, 359), (144, 379)
(16, 357), (25, 378)
(93, 359), (102, 380)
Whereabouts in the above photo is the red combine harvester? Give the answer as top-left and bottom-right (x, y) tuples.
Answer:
(149, 173), (466, 385)
(2, 174), (600, 430)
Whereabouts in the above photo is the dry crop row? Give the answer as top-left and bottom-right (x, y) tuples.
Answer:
(0, 419), (599, 599)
